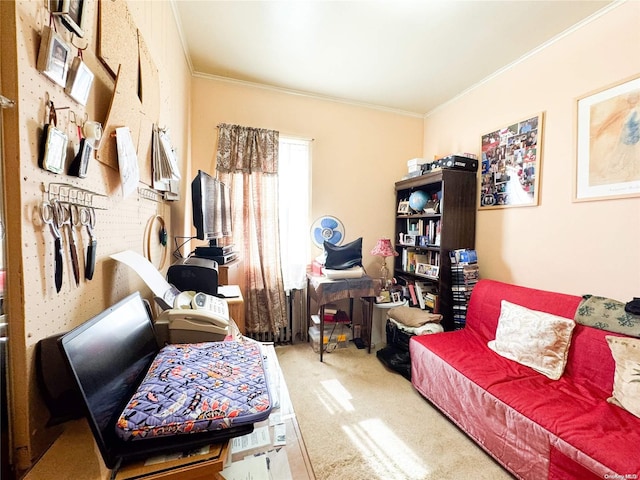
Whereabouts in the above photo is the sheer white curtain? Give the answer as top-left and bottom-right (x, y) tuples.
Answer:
(278, 137), (311, 291)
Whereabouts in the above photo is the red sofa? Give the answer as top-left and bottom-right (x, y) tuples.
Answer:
(410, 279), (640, 479)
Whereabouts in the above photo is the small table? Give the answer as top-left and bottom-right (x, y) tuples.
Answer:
(372, 299), (408, 349)
(306, 274), (381, 362)
(218, 285), (245, 334)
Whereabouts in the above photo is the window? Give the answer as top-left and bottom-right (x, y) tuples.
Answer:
(278, 137), (311, 291)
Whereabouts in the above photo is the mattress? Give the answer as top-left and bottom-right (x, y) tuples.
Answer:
(115, 340), (272, 441)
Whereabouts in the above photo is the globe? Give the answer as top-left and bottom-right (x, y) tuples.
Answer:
(408, 190), (429, 212)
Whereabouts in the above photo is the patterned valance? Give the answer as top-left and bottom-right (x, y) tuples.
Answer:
(216, 123), (279, 174)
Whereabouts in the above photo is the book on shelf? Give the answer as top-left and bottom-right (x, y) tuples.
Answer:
(414, 253), (429, 265)
(320, 304), (338, 322)
(313, 312), (350, 324)
(424, 292), (439, 312)
(414, 280), (434, 291)
(415, 283), (426, 310)
(425, 219), (441, 246)
(406, 250), (416, 272)
(408, 284), (418, 307)
(323, 304), (338, 315)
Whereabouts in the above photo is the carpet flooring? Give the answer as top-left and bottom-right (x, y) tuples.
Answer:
(276, 342), (515, 480)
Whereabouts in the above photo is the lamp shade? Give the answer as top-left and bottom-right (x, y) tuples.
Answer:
(370, 238), (398, 258)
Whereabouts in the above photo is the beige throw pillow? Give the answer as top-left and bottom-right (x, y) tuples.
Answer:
(387, 306), (442, 328)
(488, 300), (576, 380)
(606, 335), (640, 418)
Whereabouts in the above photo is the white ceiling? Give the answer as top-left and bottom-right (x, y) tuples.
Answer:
(172, 0), (615, 116)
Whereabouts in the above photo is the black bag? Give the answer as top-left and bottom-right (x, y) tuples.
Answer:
(324, 237), (362, 270)
(376, 346), (411, 380)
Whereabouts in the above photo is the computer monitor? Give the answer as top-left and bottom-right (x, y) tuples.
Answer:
(191, 170), (232, 245)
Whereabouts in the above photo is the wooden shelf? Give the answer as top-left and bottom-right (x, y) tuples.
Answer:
(394, 169), (477, 330)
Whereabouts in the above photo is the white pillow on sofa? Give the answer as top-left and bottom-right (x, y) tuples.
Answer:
(488, 300), (576, 380)
(606, 335), (640, 418)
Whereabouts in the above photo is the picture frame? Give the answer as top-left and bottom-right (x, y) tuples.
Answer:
(36, 26), (71, 87)
(574, 75), (640, 202)
(416, 263), (439, 278)
(376, 290), (391, 304)
(402, 234), (416, 246)
(51, 0), (86, 37)
(479, 113), (544, 209)
(391, 291), (402, 303)
(65, 56), (94, 105)
(397, 201), (410, 214)
(39, 125), (68, 174)
(427, 264), (440, 278)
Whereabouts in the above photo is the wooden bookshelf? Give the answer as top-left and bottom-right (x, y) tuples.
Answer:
(394, 169), (476, 330)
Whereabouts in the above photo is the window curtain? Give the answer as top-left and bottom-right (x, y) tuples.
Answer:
(215, 123), (287, 335)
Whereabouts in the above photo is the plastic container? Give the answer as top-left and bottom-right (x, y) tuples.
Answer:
(308, 325), (351, 353)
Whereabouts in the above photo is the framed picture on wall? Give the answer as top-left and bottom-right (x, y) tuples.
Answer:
(574, 75), (640, 202)
(36, 26), (71, 87)
(479, 113), (544, 209)
(51, 0), (86, 37)
(65, 57), (94, 105)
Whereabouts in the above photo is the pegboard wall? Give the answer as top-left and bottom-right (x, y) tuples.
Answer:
(5, 0), (190, 470)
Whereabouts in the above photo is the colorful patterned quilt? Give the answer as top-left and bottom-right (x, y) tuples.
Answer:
(115, 340), (272, 441)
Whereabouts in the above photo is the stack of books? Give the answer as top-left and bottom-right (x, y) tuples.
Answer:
(450, 249), (480, 329)
(313, 304), (350, 323)
(410, 281), (439, 313)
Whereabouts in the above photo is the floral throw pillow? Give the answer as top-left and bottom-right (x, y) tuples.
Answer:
(574, 295), (640, 338)
(606, 335), (640, 419)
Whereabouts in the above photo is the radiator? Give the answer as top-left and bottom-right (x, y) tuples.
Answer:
(244, 288), (306, 344)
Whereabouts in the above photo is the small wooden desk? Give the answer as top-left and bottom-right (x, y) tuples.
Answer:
(306, 274), (381, 362)
(218, 259), (244, 294)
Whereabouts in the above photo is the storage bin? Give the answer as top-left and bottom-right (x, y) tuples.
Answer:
(308, 325), (351, 353)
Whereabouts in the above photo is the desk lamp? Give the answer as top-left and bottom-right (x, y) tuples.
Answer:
(370, 238), (398, 289)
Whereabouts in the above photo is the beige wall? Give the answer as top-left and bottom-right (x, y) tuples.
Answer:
(190, 77), (424, 271)
(423, 2), (640, 300)
(2, 0), (191, 471)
